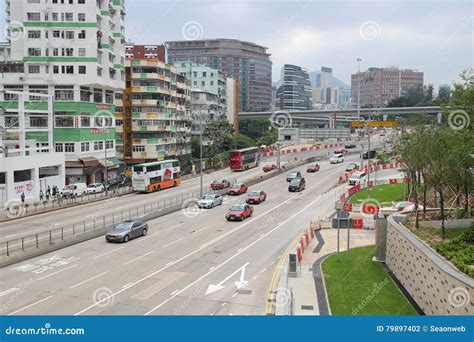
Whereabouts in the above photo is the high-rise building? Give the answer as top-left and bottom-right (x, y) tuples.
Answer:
(166, 39), (272, 112)
(115, 59), (191, 164)
(351, 67), (424, 107)
(275, 64), (312, 110)
(125, 44), (165, 62)
(1, 0), (126, 185)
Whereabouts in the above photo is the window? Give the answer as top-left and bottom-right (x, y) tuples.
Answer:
(105, 91), (114, 104)
(65, 31), (74, 39)
(52, 13), (58, 21)
(53, 66), (59, 74)
(132, 145), (145, 152)
(202, 72), (206, 77)
(52, 30), (60, 38)
(80, 87), (91, 102)
(52, 48), (59, 56)
(30, 116), (47, 127)
(64, 48), (74, 56)
(55, 116), (74, 127)
(54, 86), (74, 101)
(106, 140), (114, 150)
(55, 143), (63, 153)
(81, 142), (90, 152)
(79, 66), (86, 74)
(62, 65), (74, 74)
(93, 88), (103, 103)
(28, 30), (41, 39)
(78, 48), (86, 56)
(80, 113), (91, 127)
(28, 65), (40, 74)
(78, 30), (86, 39)
(65, 13), (74, 22)
(28, 48), (41, 56)
(27, 13), (41, 21)
(78, 13), (86, 22)
(201, 81), (205, 86)
(64, 143), (75, 153)
(94, 141), (104, 151)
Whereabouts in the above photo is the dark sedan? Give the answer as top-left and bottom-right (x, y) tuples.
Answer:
(105, 220), (148, 243)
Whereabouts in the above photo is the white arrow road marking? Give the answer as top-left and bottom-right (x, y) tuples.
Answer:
(0, 288), (20, 297)
(205, 262), (250, 296)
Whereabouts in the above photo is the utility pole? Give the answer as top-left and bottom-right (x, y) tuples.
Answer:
(367, 111), (372, 199)
(357, 58), (363, 169)
(104, 128), (108, 195)
(199, 111), (204, 198)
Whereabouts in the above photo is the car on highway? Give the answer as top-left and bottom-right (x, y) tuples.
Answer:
(286, 171), (302, 182)
(362, 150), (377, 159)
(289, 177), (306, 192)
(334, 149), (347, 155)
(348, 171), (367, 186)
(105, 220), (148, 243)
(197, 194), (223, 209)
(246, 190), (267, 204)
(210, 179), (231, 190)
(345, 143), (357, 149)
(330, 153), (344, 164)
(262, 164), (277, 172)
(60, 183), (88, 198)
(227, 183), (248, 195)
(225, 204), (254, 221)
(306, 163), (320, 173)
(87, 183), (105, 194)
(346, 163), (359, 172)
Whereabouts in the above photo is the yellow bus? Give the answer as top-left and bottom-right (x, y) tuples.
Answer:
(132, 160), (181, 193)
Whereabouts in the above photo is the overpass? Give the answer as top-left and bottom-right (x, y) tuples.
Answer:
(239, 106), (443, 124)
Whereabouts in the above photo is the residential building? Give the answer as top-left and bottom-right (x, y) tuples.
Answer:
(351, 67), (424, 107)
(125, 43), (165, 62)
(190, 89), (224, 134)
(1, 0), (126, 185)
(166, 39), (272, 112)
(276, 64), (312, 110)
(115, 59), (191, 165)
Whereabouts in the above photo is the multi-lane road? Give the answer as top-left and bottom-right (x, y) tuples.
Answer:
(0, 148), (396, 316)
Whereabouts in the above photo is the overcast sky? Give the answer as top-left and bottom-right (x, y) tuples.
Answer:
(1, 0), (472, 88)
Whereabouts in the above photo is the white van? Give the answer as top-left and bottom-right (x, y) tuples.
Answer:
(348, 172), (367, 185)
(60, 183), (88, 198)
(330, 153), (344, 164)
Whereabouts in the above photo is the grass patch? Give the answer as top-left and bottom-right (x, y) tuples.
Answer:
(349, 183), (405, 206)
(322, 245), (417, 315)
(408, 223), (474, 278)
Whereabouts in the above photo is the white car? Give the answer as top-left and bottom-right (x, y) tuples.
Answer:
(346, 163), (358, 172)
(87, 183), (105, 194)
(197, 194), (223, 209)
(348, 172), (367, 186)
(330, 153), (344, 164)
(60, 183), (88, 198)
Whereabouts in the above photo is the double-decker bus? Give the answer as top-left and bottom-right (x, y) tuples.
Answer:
(229, 147), (260, 171)
(132, 159), (181, 193)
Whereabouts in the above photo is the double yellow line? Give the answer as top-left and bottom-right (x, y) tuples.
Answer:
(264, 232), (306, 315)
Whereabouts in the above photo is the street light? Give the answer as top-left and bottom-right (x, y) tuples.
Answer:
(357, 57), (363, 169)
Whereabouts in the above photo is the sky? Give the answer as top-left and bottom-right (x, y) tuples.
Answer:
(1, 0), (472, 88)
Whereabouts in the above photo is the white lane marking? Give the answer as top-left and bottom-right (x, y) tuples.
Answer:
(0, 288), (20, 297)
(93, 247), (124, 260)
(123, 251), (154, 265)
(260, 268), (267, 273)
(162, 222), (185, 231)
(37, 264), (79, 281)
(209, 267), (215, 271)
(252, 275), (258, 281)
(75, 169), (337, 315)
(162, 237), (186, 248)
(69, 271), (109, 289)
(122, 282), (133, 289)
(8, 295), (53, 315)
(165, 261), (175, 267)
(4, 235), (16, 239)
(144, 190), (325, 315)
(221, 302), (227, 307)
(170, 290), (179, 296)
(231, 292), (238, 298)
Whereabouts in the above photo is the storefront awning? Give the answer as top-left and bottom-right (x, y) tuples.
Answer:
(99, 157), (122, 168)
(65, 160), (84, 168)
(79, 157), (100, 168)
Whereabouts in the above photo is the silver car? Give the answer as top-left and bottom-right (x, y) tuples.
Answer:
(197, 194), (223, 209)
(106, 220), (148, 243)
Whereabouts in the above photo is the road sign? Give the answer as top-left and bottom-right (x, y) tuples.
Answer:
(351, 121), (398, 128)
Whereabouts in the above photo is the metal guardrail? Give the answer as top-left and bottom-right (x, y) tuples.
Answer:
(1, 187), (216, 257)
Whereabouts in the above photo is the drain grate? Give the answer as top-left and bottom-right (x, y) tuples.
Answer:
(237, 289), (252, 295)
(301, 305), (314, 310)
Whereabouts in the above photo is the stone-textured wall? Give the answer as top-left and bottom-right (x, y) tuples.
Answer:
(386, 216), (473, 315)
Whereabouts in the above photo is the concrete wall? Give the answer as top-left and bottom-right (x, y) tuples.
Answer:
(386, 215), (474, 315)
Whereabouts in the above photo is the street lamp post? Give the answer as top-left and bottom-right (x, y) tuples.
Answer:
(199, 111), (204, 198)
(104, 128), (108, 196)
(357, 58), (363, 169)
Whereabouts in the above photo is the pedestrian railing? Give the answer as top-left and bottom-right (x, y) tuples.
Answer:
(1, 187), (216, 257)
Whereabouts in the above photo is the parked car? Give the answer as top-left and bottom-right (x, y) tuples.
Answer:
(87, 183), (105, 194)
(345, 143), (357, 149)
(348, 172), (367, 186)
(210, 179), (231, 190)
(306, 163), (320, 173)
(197, 194), (223, 209)
(362, 150), (377, 159)
(330, 153), (344, 164)
(225, 204), (254, 221)
(118, 177), (132, 188)
(104, 178), (119, 190)
(228, 183), (248, 195)
(60, 183), (88, 198)
(286, 171), (302, 182)
(263, 164), (277, 172)
(289, 177), (306, 192)
(105, 220), (148, 243)
(346, 163), (359, 172)
(246, 190), (267, 204)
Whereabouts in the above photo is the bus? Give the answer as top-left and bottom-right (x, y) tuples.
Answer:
(229, 147), (260, 171)
(132, 159), (181, 193)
